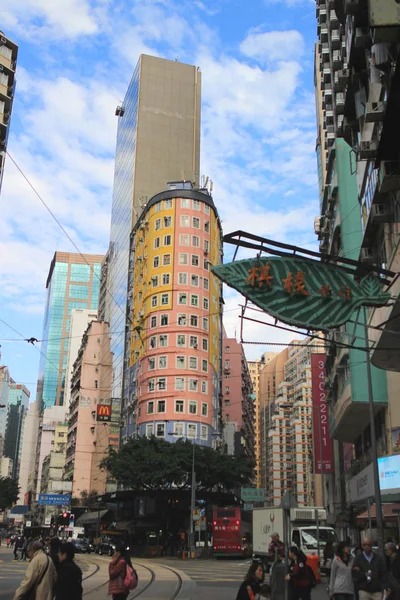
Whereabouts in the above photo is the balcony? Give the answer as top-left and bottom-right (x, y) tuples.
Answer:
(331, 30), (341, 49)
(329, 10), (339, 29)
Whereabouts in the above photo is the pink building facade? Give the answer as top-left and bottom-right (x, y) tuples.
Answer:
(122, 183), (223, 447)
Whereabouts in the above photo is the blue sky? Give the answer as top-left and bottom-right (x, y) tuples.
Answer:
(0, 0), (318, 399)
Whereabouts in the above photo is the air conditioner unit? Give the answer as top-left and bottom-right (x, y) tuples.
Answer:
(314, 216), (321, 235)
(358, 140), (378, 160)
(0, 37), (6, 45)
(355, 28), (370, 48)
(365, 100), (386, 123)
(360, 247), (375, 262)
(370, 203), (392, 223)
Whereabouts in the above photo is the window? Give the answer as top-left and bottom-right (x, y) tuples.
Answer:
(203, 298), (209, 310)
(191, 274), (199, 287)
(202, 359), (208, 372)
(160, 334), (168, 347)
(158, 377), (166, 390)
(179, 273), (188, 285)
(155, 218), (161, 230)
(69, 284), (89, 300)
(154, 202), (161, 212)
(150, 316), (157, 328)
(162, 273), (170, 285)
(193, 217), (200, 229)
(181, 199), (190, 208)
(203, 317), (209, 331)
(188, 424), (196, 438)
(152, 275), (158, 287)
(154, 237), (160, 249)
(190, 335), (198, 348)
(161, 293), (169, 305)
(94, 380), (98, 389)
(201, 381), (208, 394)
(179, 253), (188, 265)
(150, 336), (157, 349)
(165, 199), (173, 209)
(189, 379), (198, 392)
(147, 401), (154, 414)
(225, 346), (230, 353)
(189, 401), (197, 414)
(159, 356), (167, 369)
(201, 425), (208, 440)
(204, 221), (210, 233)
(204, 239), (210, 253)
(178, 292), (188, 305)
(190, 315), (198, 327)
(175, 377), (185, 391)
(226, 386), (230, 393)
(203, 258), (209, 270)
(225, 373), (230, 380)
(204, 204), (210, 214)
(202, 338), (208, 351)
(202, 403), (208, 417)
(148, 379), (155, 392)
(191, 294), (199, 307)
(177, 314), (187, 326)
(156, 423), (165, 438)
(177, 334), (186, 347)
(164, 234), (172, 246)
(180, 234), (190, 246)
(164, 216), (172, 227)
(193, 200), (201, 210)
(180, 215), (190, 227)
(163, 254), (171, 266)
(174, 422), (184, 436)
(203, 278), (209, 290)
(225, 359), (230, 368)
(157, 400), (166, 413)
(192, 235), (200, 247)
(148, 357), (155, 370)
(176, 355), (186, 368)
(70, 264), (90, 282)
(192, 255), (199, 267)
(175, 400), (184, 413)
(153, 256), (160, 268)
(160, 314), (168, 326)
(146, 424), (154, 437)
(189, 357), (198, 370)
(151, 295), (158, 307)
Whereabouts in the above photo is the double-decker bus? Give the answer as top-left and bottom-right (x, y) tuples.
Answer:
(212, 506), (252, 558)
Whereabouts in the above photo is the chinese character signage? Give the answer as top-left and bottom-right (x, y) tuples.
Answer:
(38, 494), (71, 506)
(97, 404), (111, 422)
(241, 488), (265, 502)
(311, 354), (333, 474)
(211, 257), (390, 330)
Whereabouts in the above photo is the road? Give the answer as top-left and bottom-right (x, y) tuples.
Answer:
(0, 546), (330, 600)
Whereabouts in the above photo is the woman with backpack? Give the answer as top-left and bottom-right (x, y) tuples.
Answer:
(108, 541), (137, 600)
(285, 546), (315, 600)
(329, 541), (354, 600)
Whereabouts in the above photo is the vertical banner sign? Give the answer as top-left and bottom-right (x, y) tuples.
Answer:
(311, 354), (333, 474)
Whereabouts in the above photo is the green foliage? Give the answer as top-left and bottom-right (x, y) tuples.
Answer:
(100, 436), (254, 493)
(0, 476), (20, 511)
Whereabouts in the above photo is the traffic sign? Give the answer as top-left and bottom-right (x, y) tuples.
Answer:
(244, 503), (254, 510)
(38, 494), (71, 506)
(241, 488), (265, 502)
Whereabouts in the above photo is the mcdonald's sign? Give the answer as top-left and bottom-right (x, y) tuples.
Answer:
(97, 404), (112, 422)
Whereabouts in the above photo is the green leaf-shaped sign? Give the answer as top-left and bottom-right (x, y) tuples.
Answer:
(211, 256), (390, 331)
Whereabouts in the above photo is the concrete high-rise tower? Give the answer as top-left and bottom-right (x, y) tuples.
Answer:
(108, 55), (201, 420)
(0, 31), (18, 194)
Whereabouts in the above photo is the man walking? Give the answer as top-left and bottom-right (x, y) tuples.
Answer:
(13, 540), (57, 600)
(352, 538), (388, 600)
(54, 542), (82, 600)
(269, 532), (285, 562)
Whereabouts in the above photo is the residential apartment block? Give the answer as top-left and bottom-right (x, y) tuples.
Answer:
(4, 382), (30, 479)
(0, 31), (18, 193)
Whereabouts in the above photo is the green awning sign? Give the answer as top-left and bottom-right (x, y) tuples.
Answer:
(212, 256), (390, 331)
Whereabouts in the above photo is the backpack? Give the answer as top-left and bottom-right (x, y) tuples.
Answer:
(306, 565), (316, 589)
(124, 564), (138, 591)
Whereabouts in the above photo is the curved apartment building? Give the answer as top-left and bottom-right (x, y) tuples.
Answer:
(122, 182), (223, 447)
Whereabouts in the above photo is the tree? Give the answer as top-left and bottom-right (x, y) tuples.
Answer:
(100, 436), (254, 493)
(0, 477), (19, 511)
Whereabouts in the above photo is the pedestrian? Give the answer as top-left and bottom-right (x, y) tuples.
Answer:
(269, 532), (285, 563)
(14, 536), (23, 561)
(329, 541), (354, 600)
(108, 541), (132, 600)
(385, 542), (400, 600)
(285, 546), (314, 600)
(49, 537), (61, 569)
(12, 540), (57, 600)
(352, 537), (389, 600)
(21, 536), (29, 561)
(54, 542), (82, 600)
(236, 562), (265, 600)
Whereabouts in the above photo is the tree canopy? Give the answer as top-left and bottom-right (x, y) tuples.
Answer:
(0, 476), (20, 511)
(100, 436), (254, 493)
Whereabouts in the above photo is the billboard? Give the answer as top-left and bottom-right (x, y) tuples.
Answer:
(311, 354), (333, 474)
(97, 404), (111, 422)
(350, 463), (374, 503)
(378, 455), (400, 494)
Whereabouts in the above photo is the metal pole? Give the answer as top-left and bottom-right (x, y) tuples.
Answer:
(367, 498), (372, 537)
(190, 441), (196, 557)
(319, 406), (326, 509)
(315, 509), (320, 560)
(283, 508), (289, 600)
(397, 514), (400, 544)
(363, 306), (384, 555)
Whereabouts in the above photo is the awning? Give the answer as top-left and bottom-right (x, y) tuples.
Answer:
(115, 521), (135, 531)
(76, 509), (110, 525)
(356, 503), (400, 522)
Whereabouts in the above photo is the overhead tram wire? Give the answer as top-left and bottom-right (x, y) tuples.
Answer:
(6, 151), (127, 322)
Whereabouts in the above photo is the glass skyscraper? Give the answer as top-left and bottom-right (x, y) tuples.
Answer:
(37, 252), (104, 409)
(4, 382), (30, 479)
(107, 55), (201, 420)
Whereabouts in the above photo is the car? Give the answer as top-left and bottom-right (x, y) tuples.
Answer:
(95, 541), (116, 556)
(72, 539), (91, 553)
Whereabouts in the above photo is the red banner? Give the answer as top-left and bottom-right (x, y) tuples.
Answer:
(311, 354), (333, 474)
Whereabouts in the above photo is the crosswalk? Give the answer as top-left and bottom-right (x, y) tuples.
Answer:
(155, 559), (250, 584)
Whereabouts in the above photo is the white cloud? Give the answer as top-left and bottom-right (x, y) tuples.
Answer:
(240, 29), (305, 63)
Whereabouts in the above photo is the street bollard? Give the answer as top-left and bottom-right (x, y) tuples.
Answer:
(271, 560), (286, 600)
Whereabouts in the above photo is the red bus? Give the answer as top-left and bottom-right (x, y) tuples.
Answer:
(212, 506), (252, 558)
